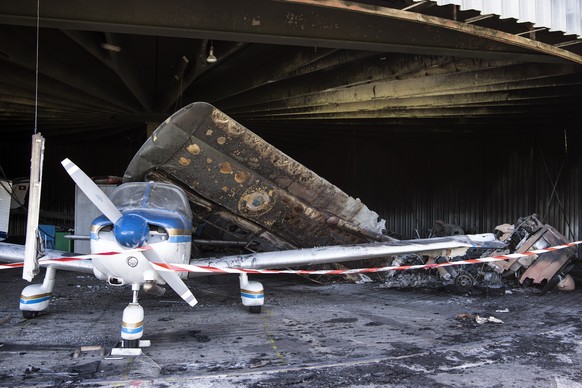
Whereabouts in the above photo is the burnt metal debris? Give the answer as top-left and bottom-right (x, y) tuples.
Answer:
(381, 214), (578, 294)
(124, 102), (578, 293)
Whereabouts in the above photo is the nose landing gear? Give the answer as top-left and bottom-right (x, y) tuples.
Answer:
(112, 284), (151, 356)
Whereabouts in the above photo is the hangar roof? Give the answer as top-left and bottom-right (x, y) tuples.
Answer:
(0, 0), (581, 143)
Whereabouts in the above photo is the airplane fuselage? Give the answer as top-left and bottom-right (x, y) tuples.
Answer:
(89, 182), (193, 286)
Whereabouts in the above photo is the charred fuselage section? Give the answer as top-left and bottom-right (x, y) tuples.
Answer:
(124, 102), (389, 255)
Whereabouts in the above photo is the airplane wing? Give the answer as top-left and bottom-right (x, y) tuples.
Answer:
(182, 234), (506, 274)
(0, 242), (94, 274)
(123, 102), (391, 256)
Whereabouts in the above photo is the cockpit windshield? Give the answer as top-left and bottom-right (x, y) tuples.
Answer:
(109, 182), (192, 219)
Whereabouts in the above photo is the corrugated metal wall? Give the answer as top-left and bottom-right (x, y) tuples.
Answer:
(280, 126), (581, 241)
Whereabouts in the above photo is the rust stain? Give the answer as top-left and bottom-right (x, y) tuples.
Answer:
(219, 161), (233, 174)
(226, 121), (244, 136)
(207, 158), (213, 164)
(304, 207), (317, 219)
(247, 156), (260, 169)
(179, 157), (191, 166)
(235, 170), (250, 184)
(211, 108), (230, 124)
(212, 108), (245, 136)
(187, 143), (201, 155)
(272, 156), (289, 168)
(293, 205), (304, 214)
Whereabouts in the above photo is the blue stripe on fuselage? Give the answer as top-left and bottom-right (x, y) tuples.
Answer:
(90, 232), (190, 243)
(20, 296), (51, 304)
(168, 235), (191, 243)
(121, 326), (143, 335)
(241, 292), (264, 299)
(93, 209), (190, 231)
(91, 232), (192, 243)
(92, 208), (191, 244)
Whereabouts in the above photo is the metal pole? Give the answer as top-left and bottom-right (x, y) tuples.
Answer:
(23, 133), (45, 282)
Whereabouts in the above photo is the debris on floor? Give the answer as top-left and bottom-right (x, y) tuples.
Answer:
(455, 313), (504, 324)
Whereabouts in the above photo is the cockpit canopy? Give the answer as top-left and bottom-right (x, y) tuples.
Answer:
(108, 182), (192, 220)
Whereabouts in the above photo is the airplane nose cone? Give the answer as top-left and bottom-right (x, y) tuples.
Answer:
(114, 214), (149, 248)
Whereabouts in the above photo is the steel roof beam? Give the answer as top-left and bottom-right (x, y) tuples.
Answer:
(0, 0), (575, 64)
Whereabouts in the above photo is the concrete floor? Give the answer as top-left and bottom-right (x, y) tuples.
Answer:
(1, 268), (582, 387)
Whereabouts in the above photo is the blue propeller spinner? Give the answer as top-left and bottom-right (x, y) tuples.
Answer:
(114, 214), (150, 249)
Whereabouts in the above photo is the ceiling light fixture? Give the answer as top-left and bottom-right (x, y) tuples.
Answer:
(206, 42), (217, 63)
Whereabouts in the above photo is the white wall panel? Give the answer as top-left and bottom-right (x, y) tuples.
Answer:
(0, 180), (11, 241)
(429, 0), (582, 37)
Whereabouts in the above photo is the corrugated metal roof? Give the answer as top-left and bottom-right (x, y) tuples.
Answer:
(433, 0), (582, 37)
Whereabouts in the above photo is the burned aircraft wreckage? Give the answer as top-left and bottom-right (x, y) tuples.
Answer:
(123, 102), (578, 294)
(381, 215), (577, 293)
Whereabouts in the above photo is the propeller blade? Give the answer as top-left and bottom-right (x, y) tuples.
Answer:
(61, 158), (123, 223)
(62, 158), (196, 307)
(140, 246), (198, 307)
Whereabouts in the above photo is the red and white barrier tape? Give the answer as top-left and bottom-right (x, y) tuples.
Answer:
(2, 241), (580, 274)
(152, 240), (582, 276)
(0, 247), (150, 270)
(0, 263), (24, 270)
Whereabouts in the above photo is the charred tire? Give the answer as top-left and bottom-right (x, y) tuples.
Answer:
(249, 306), (262, 314)
(454, 272), (474, 293)
(123, 339), (140, 348)
(22, 311), (39, 319)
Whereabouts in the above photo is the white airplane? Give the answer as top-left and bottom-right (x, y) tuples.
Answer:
(0, 158), (506, 350)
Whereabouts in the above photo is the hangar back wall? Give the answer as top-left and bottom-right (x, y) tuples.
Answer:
(275, 125), (581, 240)
(3, 123), (580, 243)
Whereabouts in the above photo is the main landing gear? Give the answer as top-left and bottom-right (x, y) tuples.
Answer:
(239, 273), (264, 314)
(20, 267), (57, 319)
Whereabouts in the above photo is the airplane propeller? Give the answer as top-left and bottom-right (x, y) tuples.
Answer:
(61, 158), (197, 307)
(139, 247), (198, 306)
(61, 159), (123, 223)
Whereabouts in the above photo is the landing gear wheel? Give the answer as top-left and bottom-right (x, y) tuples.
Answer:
(123, 339), (140, 348)
(454, 272), (474, 294)
(22, 311), (39, 319)
(249, 305), (262, 314)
